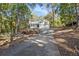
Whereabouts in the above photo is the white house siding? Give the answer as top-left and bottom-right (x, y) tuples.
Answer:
(29, 19), (50, 32)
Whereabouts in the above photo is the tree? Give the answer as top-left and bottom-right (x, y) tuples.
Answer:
(59, 3), (76, 27)
(0, 3), (12, 33)
(0, 3), (32, 42)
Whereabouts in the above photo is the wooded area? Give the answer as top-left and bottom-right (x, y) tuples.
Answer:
(0, 3), (79, 56)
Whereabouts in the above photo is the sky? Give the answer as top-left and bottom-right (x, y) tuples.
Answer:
(27, 4), (52, 17)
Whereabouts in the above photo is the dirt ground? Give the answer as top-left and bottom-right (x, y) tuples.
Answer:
(53, 28), (79, 56)
(0, 30), (60, 56)
(0, 28), (79, 56)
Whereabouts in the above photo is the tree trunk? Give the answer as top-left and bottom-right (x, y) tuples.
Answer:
(52, 11), (54, 28)
(15, 18), (20, 34)
(0, 10), (2, 33)
(75, 3), (78, 29)
(0, 17), (2, 33)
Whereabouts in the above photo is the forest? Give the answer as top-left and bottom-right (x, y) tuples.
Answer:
(0, 3), (79, 56)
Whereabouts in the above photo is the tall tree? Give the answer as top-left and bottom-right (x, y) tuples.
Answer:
(59, 3), (76, 27)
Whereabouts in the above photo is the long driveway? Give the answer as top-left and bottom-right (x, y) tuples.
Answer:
(0, 30), (60, 56)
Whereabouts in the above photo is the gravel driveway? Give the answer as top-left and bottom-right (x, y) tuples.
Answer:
(0, 30), (60, 56)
